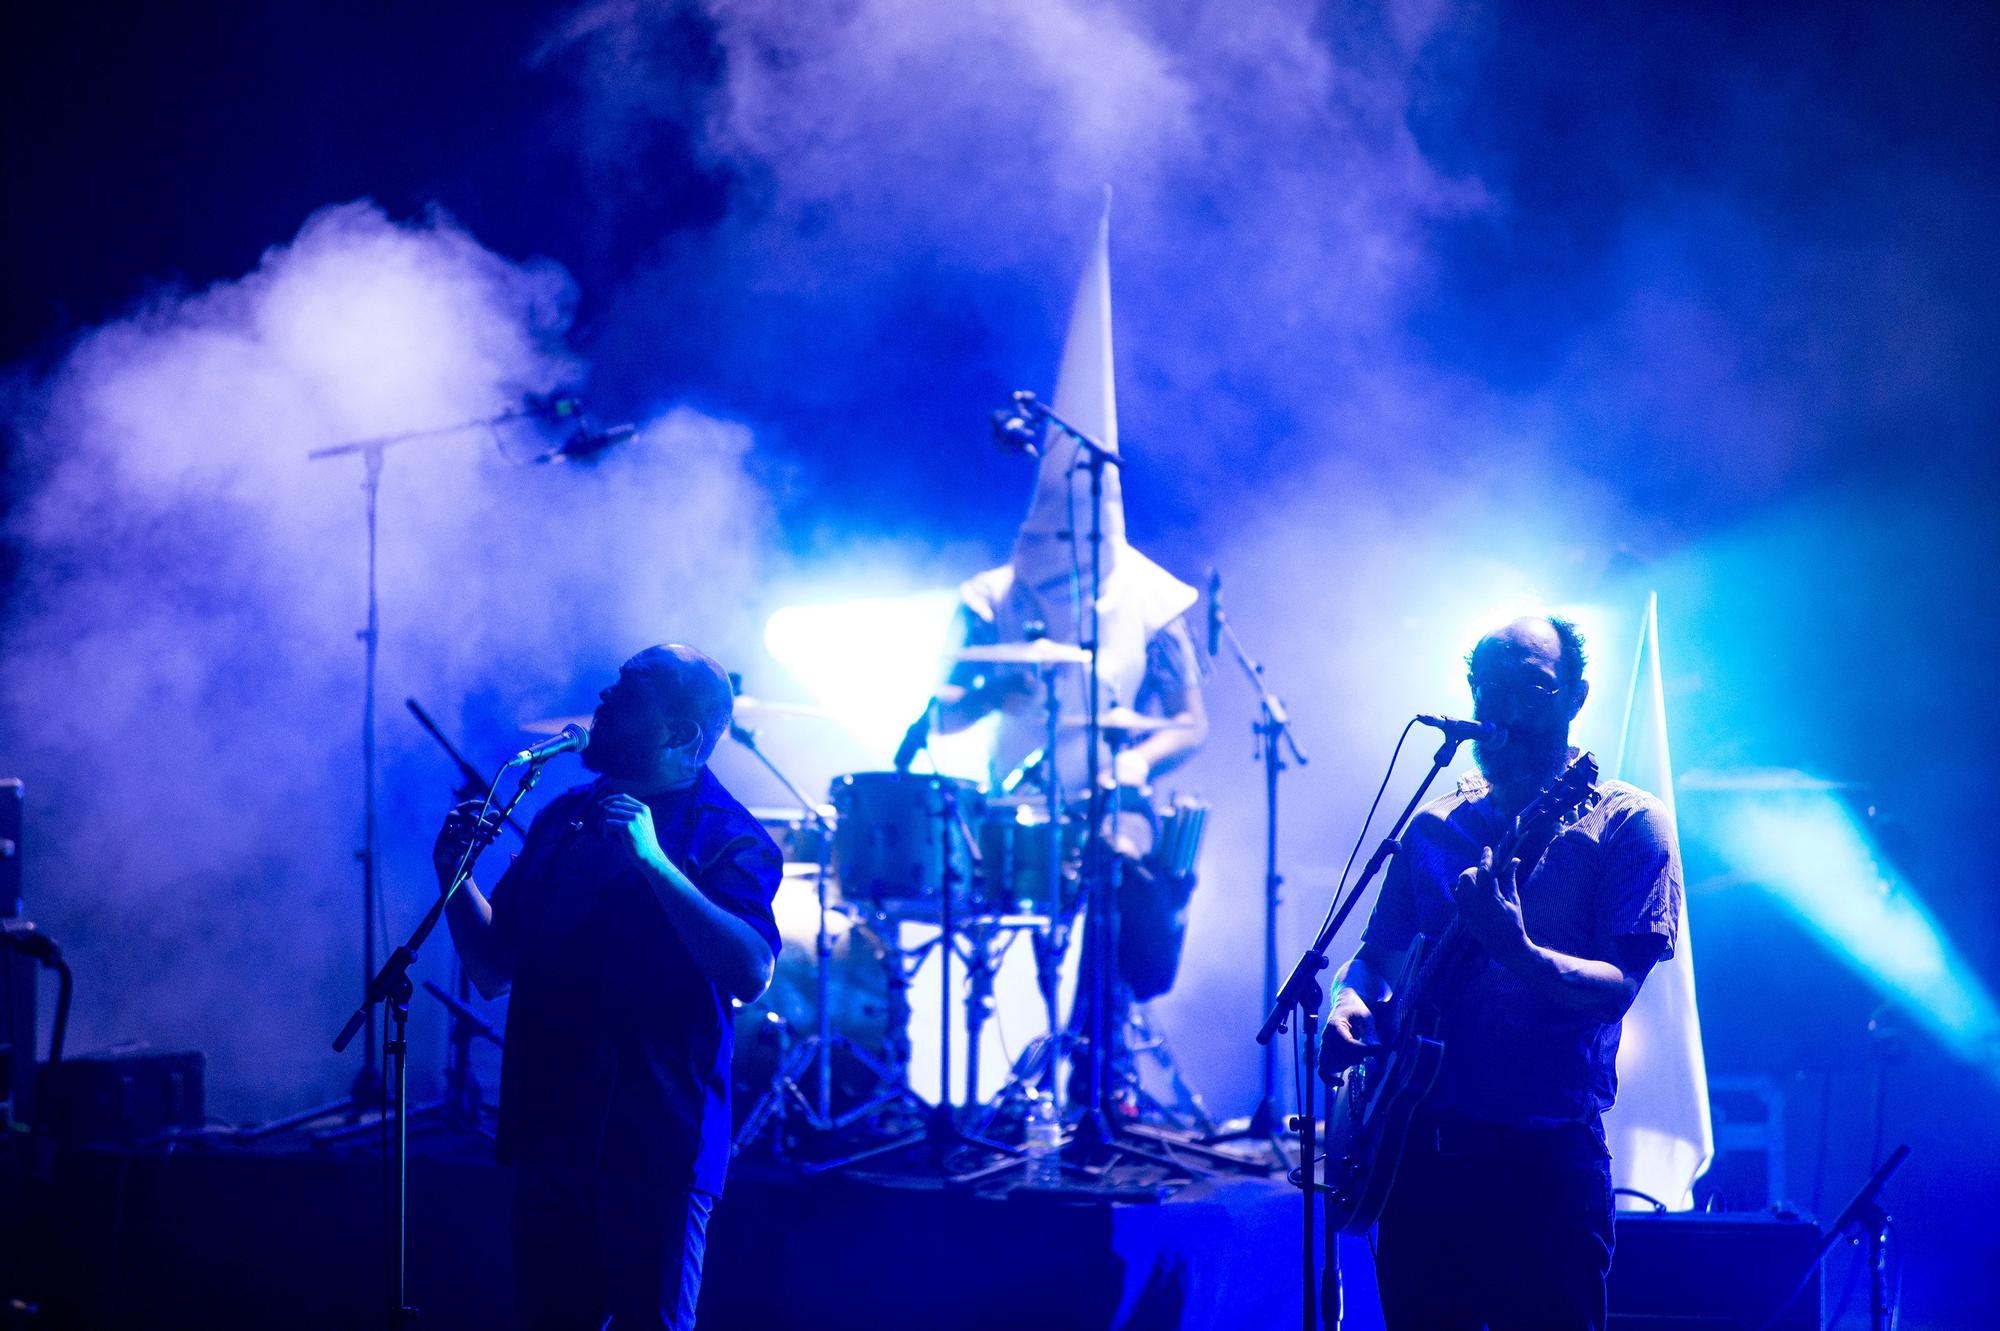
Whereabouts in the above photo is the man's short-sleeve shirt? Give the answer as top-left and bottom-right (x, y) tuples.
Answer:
(488, 767), (782, 1194)
(1359, 762), (1682, 1131)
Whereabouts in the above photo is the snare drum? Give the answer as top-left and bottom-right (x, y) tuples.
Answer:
(829, 772), (985, 920)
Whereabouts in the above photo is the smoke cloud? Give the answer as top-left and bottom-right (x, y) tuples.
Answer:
(530, 0), (1990, 1112)
(2, 202), (775, 1116)
(6, 0), (1986, 1145)
(534, 0), (1624, 1100)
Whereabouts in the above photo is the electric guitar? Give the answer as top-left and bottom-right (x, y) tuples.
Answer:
(1320, 752), (1602, 1234)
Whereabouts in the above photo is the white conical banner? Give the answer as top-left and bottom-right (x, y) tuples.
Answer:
(1604, 592), (1715, 1209)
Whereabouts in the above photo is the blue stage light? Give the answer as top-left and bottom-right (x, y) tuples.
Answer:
(1698, 777), (2000, 1074)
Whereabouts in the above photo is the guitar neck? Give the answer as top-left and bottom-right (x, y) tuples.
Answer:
(1400, 757), (1598, 1011)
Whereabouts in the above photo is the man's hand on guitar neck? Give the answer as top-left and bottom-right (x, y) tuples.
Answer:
(1452, 845), (1532, 963)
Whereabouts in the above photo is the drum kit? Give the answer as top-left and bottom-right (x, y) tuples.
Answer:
(553, 640), (1247, 1183)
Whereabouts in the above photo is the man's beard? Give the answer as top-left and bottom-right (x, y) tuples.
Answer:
(1473, 722), (1570, 795)
(581, 726), (654, 779)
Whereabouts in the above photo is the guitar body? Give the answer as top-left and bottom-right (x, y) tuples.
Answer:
(1320, 754), (1601, 1235)
(1323, 943), (1445, 1233)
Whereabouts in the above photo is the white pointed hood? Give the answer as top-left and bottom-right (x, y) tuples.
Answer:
(1013, 192), (1125, 589)
(962, 194), (1197, 791)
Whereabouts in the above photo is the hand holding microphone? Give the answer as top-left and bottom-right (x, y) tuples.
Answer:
(434, 800), (506, 889)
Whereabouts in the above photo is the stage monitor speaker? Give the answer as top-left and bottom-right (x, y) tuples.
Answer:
(0, 771), (19, 919)
(1, 781), (32, 1126)
(0, 778), (20, 916)
(0, 774), (28, 1127)
(1609, 1212), (1822, 1330)
(0, 945), (28, 1128)
(38, 1049), (206, 1147)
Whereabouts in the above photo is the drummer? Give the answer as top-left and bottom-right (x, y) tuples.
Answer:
(932, 429), (1206, 796)
(932, 300), (1209, 1113)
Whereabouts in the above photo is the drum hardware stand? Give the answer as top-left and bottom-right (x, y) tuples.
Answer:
(1033, 654), (1075, 1106)
(969, 651), (1089, 1139)
(1125, 1004), (1218, 1134)
(1203, 575), (1305, 1164)
(1260, 728), (1467, 1331)
(955, 914), (1038, 1104)
(966, 655), (1085, 1147)
(803, 774), (1019, 1179)
(419, 978), (500, 1136)
(725, 716), (930, 1162)
(328, 747), (554, 1331)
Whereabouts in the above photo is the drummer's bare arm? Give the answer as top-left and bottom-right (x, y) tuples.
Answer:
(1125, 621), (1208, 782)
(935, 607), (1035, 733)
(935, 670), (1036, 732)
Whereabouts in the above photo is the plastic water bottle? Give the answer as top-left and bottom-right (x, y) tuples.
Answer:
(1024, 1091), (1063, 1188)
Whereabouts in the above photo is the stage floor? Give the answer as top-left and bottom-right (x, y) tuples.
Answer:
(10, 1129), (1816, 1329)
(10, 1130), (1356, 1330)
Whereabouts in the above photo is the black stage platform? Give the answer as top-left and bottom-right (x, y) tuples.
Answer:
(10, 1134), (1819, 1329)
(11, 1134), (1339, 1330)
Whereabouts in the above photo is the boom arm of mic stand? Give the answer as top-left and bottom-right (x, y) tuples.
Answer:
(728, 723), (833, 834)
(1215, 612), (1307, 766)
(1014, 397), (1124, 470)
(305, 405), (546, 462)
(1257, 734), (1463, 1046)
(405, 697), (528, 840)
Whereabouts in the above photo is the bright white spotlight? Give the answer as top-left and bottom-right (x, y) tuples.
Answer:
(764, 590), (993, 778)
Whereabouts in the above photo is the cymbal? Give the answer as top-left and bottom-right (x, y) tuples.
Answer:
(520, 694), (834, 735)
(950, 640), (1091, 667)
(1060, 707), (1193, 735)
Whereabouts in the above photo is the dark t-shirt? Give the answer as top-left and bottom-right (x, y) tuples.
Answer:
(488, 767), (783, 1194)
(1360, 762), (1682, 1132)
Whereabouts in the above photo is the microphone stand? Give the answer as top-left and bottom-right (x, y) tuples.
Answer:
(1758, 1144), (1909, 1331)
(1257, 730), (1466, 1331)
(398, 698), (525, 1141)
(260, 403), (563, 1139)
(1014, 398), (1243, 1183)
(1204, 584), (1306, 1163)
(329, 753), (552, 1330)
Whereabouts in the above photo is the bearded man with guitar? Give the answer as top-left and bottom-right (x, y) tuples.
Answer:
(1317, 616), (1683, 1330)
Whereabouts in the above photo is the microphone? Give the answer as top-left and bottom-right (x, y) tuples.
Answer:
(893, 706), (932, 774)
(1416, 714), (1506, 746)
(544, 422), (638, 463)
(505, 723), (590, 768)
(523, 391), (585, 421)
(1207, 569), (1223, 656)
(989, 408), (1040, 458)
